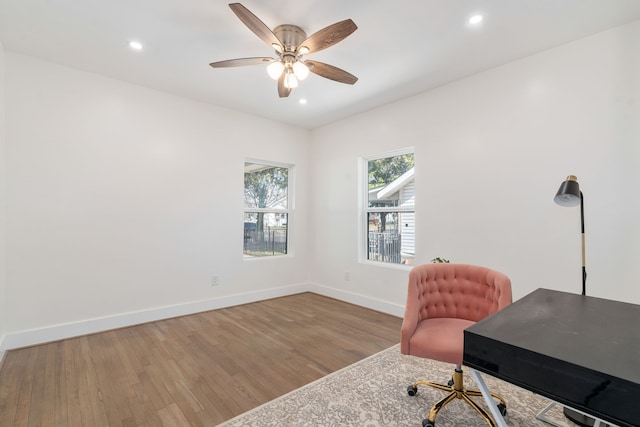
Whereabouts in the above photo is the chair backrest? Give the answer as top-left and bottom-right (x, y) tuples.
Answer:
(405, 263), (512, 323)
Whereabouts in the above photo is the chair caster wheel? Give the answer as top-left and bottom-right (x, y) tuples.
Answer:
(497, 403), (507, 416)
(447, 377), (454, 386)
(422, 420), (435, 427)
(407, 385), (418, 396)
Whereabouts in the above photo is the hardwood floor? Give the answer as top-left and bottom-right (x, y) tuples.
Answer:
(0, 293), (402, 426)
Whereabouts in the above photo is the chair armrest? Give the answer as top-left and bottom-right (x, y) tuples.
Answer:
(400, 303), (419, 355)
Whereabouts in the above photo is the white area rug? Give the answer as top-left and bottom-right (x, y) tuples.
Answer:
(218, 344), (575, 426)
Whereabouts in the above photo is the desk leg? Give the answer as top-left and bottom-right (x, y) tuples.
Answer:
(470, 369), (508, 427)
(536, 402), (568, 427)
(535, 400), (613, 427)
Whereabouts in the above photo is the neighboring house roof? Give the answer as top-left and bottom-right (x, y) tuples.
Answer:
(376, 168), (415, 200)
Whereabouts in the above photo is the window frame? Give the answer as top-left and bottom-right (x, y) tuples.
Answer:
(243, 158), (294, 259)
(359, 148), (415, 268)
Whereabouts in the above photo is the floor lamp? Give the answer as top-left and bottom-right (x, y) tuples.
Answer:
(554, 175), (593, 427)
(553, 175), (586, 296)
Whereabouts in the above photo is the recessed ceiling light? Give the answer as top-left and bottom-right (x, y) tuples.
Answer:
(469, 15), (484, 25)
(298, 98), (307, 105)
(129, 41), (143, 51)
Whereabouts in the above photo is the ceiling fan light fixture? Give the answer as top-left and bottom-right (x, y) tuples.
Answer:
(267, 61), (285, 80)
(292, 61), (310, 80)
(298, 46), (310, 55)
(284, 71), (298, 89)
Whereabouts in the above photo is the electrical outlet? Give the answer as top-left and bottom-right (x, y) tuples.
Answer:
(345, 271), (350, 282)
(211, 275), (220, 286)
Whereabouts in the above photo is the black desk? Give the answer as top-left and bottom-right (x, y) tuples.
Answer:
(463, 288), (640, 427)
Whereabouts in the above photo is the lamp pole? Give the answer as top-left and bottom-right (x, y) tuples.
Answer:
(579, 191), (586, 296)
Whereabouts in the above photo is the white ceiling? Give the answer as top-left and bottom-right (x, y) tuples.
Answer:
(1, 0), (640, 129)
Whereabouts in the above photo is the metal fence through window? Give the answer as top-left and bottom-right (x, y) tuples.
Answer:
(244, 229), (288, 256)
(368, 231), (401, 263)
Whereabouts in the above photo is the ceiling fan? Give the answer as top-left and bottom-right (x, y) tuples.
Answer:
(209, 3), (358, 98)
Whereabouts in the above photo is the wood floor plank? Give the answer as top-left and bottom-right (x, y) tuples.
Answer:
(0, 350), (30, 425)
(62, 339), (83, 427)
(14, 347), (39, 426)
(157, 402), (191, 427)
(0, 293), (402, 426)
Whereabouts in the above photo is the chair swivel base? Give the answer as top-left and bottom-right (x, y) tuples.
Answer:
(407, 366), (507, 427)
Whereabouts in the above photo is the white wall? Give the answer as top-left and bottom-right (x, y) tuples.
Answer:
(310, 20), (640, 308)
(0, 39), (7, 359)
(3, 53), (312, 347)
(2, 20), (639, 350)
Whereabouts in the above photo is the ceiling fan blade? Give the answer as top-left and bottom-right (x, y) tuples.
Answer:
(229, 3), (282, 50)
(305, 60), (358, 85)
(278, 74), (291, 98)
(298, 19), (357, 54)
(209, 57), (275, 68)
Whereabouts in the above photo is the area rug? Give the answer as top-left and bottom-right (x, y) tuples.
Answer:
(218, 344), (575, 426)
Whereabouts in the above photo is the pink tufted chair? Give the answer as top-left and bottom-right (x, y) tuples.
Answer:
(401, 263), (512, 427)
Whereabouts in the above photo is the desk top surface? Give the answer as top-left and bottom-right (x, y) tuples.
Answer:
(465, 288), (640, 384)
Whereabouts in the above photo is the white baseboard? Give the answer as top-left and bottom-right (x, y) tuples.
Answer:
(308, 283), (404, 318)
(1, 283), (404, 351)
(1, 283), (310, 351)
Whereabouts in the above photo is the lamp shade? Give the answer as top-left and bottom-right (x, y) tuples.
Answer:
(284, 71), (298, 89)
(267, 61), (285, 80)
(292, 61), (309, 80)
(554, 175), (581, 207)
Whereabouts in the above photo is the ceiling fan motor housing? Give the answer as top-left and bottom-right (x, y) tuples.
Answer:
(273, 24), (307, 53)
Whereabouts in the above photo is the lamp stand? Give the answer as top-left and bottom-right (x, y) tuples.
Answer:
(564, 191), (593, 426)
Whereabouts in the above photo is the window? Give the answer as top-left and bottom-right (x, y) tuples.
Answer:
(363, 149), (415, 265)
(244, 160), (291, 257)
